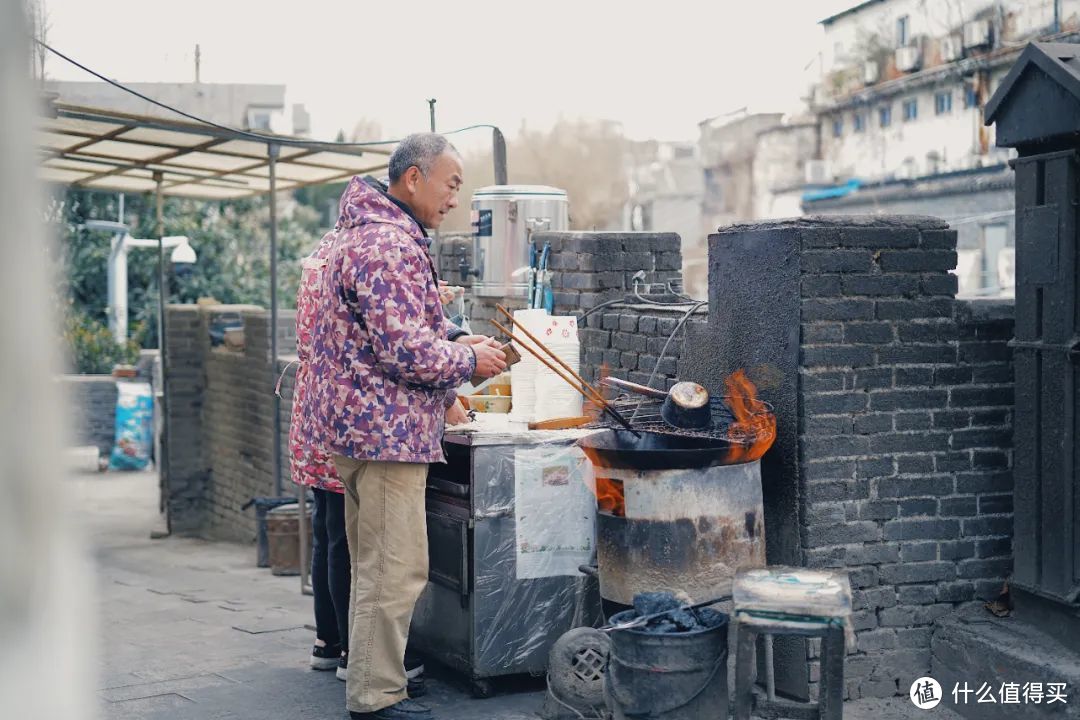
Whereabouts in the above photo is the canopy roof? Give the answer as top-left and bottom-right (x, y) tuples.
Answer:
(39, 101), (391, 199)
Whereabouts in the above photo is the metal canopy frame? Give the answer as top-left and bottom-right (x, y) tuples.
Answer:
(39, 102), (392, 584)
(41, 102), (392, 198)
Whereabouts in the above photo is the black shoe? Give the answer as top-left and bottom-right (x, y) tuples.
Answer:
(337, 652), (348, 682)
(349, 698), (433, 719)
(405, 657), (426, 698)
(310, 643), (341, 671)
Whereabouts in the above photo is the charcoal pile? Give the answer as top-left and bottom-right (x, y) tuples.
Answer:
(628, 592), (727, 634)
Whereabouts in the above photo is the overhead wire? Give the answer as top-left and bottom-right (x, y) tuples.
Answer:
(41, 37), (712, 396)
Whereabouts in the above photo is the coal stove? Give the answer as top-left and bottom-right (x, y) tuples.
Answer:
(579, 381), (775, 611)
(579, 429), (767, 609)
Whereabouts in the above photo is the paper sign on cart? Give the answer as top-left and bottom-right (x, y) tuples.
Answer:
(513, 445), (595, 579)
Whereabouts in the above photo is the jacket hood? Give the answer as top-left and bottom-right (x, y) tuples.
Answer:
(336, 175), (424, 241)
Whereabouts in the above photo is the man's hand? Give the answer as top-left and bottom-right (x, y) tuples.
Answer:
(438, 280), (462, 306)
(472, 342), (507, 379)
(446, 401), (469, 427)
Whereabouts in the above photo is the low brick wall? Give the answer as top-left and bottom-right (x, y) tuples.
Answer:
(578, 304), (707, 389)
(164, 304), (295, 540)
(62, 374), (116, 456)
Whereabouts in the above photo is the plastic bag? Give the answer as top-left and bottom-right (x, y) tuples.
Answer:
(109, 381), (154, 471)
(447, 291), (473, 335)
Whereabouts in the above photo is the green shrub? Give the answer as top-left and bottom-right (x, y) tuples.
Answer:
(63, 309), (142, 375)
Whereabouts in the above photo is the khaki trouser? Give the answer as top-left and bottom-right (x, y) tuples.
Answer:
(332, 456), (429, 713)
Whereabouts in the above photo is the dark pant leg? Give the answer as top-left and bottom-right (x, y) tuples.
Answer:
(324, 489), (351, 653)
(311, 488), (340, 648)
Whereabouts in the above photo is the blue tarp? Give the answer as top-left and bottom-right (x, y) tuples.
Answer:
(803, 178), (861, 202)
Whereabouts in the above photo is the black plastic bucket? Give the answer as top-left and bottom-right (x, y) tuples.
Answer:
(605, 609), (729, 719)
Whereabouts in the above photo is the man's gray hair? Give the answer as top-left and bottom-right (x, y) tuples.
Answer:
(388, 133), (460, 183)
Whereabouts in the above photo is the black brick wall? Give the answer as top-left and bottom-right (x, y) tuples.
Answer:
(699, 217), (1016, 701)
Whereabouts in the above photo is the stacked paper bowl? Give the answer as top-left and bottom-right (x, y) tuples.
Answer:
(533, 315), (583, 422)
(507, 309), (549, 423)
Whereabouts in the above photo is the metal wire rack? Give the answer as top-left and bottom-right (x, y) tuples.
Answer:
(586, 393), (775, 447)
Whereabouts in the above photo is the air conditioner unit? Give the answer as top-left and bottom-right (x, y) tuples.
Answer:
(864, 61), (880, 84)
(896, 44), (922, 72)
(805, 159), (832, 185)
(941, 34), (963, 62)
(963, 20), (991, 49)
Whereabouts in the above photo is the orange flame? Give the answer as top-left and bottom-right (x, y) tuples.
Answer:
(724, 370), (777, 464)
(580, 436), (627, 517)
(594, 476), (626, 517)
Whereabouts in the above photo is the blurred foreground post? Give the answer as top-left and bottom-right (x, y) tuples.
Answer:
(0, 1), (96, 717)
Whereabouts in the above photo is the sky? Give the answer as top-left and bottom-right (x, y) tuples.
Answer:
(38, 0), (852, 149)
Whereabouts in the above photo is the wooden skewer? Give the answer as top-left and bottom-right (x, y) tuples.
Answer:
(495, 304), (606, 405)
(490, 318), (640, 437)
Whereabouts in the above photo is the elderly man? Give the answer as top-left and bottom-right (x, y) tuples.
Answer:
(311, 133), (505, 720)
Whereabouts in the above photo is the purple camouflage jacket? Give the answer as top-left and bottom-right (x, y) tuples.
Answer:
(310, 176), (476, 464)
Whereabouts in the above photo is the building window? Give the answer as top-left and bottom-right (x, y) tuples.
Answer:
(247, 110), (273, 131)
(853, 112), (866, 133)
(879, 105), (893, 127)
(897, 15), (910, 47)
(903, 99), (919, 121)
(833, 118), (843, 138)
(935, 91), (953, 115)
(963, 85), (978, 108)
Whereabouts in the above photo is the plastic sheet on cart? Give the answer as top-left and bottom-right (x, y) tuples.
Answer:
(463, 430), (603, 672)
(512, 441), (596, 579)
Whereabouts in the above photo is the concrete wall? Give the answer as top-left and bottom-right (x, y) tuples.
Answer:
(819, 75), (1014, 181)
(753, 123), (819, 220)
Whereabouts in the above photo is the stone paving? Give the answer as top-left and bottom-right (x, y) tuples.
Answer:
(76, 470), (958, 720)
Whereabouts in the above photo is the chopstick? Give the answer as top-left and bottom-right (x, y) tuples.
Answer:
(491, 307), (641, 435)
(496, 305), (606, 403)
(490, 318), (641, 437)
